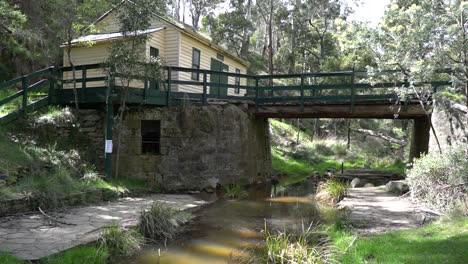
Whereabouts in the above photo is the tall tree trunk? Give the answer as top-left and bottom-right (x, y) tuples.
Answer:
(240, 0), (252, 58)
(268, 0), (274, 77)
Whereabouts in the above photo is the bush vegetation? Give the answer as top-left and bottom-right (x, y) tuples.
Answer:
(99, 224), (144, 256)
(407, 144), (467, 213)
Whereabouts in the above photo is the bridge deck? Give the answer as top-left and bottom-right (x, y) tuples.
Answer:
(0, 63), (450, 124)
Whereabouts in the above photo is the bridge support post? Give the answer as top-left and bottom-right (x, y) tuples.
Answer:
(409, 117), (431, 164)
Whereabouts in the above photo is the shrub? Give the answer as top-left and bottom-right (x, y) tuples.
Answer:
(407, 144), (467, 213)
(138, 202), (180, 242)
(99, 224), (143, 256)
(224, 183), (248, 199)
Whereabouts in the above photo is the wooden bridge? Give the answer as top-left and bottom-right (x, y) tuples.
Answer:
(0, 63), (451, 125)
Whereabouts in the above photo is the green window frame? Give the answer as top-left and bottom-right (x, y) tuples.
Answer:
(235, 68), (241, 94)
(191, 48), (201, 81)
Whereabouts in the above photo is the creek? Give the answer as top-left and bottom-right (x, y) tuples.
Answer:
(123, 180), (322, 264)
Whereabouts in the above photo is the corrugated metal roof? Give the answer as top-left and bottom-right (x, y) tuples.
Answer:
(69, 27), (164, 44)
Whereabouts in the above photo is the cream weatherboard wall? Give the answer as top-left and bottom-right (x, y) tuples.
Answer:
(178, 33), (248, 96)
(63, 43), (111, 88)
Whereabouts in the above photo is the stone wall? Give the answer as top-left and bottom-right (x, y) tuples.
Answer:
(429, 96), (468, 151)
(114, 104), (272, 191)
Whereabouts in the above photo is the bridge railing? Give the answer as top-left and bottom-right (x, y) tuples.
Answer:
(1, 63), (452, 122)
(0, 67), (56, 124)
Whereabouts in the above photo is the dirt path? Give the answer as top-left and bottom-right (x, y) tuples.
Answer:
(338, 187), (427, 235)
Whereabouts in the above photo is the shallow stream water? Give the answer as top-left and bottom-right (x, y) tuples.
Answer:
(123, 181), (321, 264)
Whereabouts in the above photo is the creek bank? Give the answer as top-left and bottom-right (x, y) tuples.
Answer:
(0, 194), (209, 260)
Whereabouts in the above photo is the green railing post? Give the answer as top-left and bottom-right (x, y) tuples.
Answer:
(167, 67), (172, 106)
(48, 67), (55, 104)
(21, 76), (28, 115)
(300, 75), (305, 112)
(202, 70), (207, 104)
(255, 77), (259, 112)
(81, 65), (87, 102)
(104, 66), (115, 178)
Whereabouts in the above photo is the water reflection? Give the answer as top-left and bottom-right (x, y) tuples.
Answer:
(124, 181), (319, 264)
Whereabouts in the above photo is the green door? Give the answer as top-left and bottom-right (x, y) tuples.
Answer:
(210, 58), (228, 97)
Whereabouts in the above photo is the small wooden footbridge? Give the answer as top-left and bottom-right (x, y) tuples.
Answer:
(0, 63), (451, 124)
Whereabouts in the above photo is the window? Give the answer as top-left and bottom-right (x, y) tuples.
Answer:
(141, 120), (161, 154)
(150, 47), (159, 59)
(149, 47), (159, 89)
(216, 53), (224, 61)
(235, 68), (241, 94)
(191, 48), (201, 80)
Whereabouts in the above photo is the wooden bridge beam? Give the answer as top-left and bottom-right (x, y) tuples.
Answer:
(253, 103), (429, 119)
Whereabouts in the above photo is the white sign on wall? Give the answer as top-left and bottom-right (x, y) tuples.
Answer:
(105, 140), (113, 153)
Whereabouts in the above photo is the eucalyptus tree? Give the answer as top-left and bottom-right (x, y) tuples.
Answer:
(188, 0), (224, 30)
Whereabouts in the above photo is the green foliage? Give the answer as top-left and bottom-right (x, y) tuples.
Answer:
(0, 253), (25, 264)
(407, 144), (468, 213)
(99, 224), (144, 256)
(138, 202), (181, 241)
(331, 218), (468, 264)
(317, 179), (350, 201)
(41, 245), (109, 264)
(224, 183), (248, 199)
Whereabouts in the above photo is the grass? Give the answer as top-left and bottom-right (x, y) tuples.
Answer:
(99, 224), (144, 256)
(0, 253), (25, 264)
(224, 183), (248, 199)
(329, 218), (468, 264)
(41, 245), (109, 264)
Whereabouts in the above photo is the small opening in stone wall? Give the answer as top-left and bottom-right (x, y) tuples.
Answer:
(141, 120), (161, 154)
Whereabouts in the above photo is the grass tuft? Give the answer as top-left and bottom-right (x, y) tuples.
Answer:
(317, 179), (350, 201)
(138, 202), (181, 242)
(99, 224), (144, 256)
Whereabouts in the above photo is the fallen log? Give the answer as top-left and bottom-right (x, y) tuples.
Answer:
(354, 128), (407, 146)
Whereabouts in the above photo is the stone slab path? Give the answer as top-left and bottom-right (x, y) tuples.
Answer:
(0, 194), (208, 260)
(338, 187), (426, 235)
